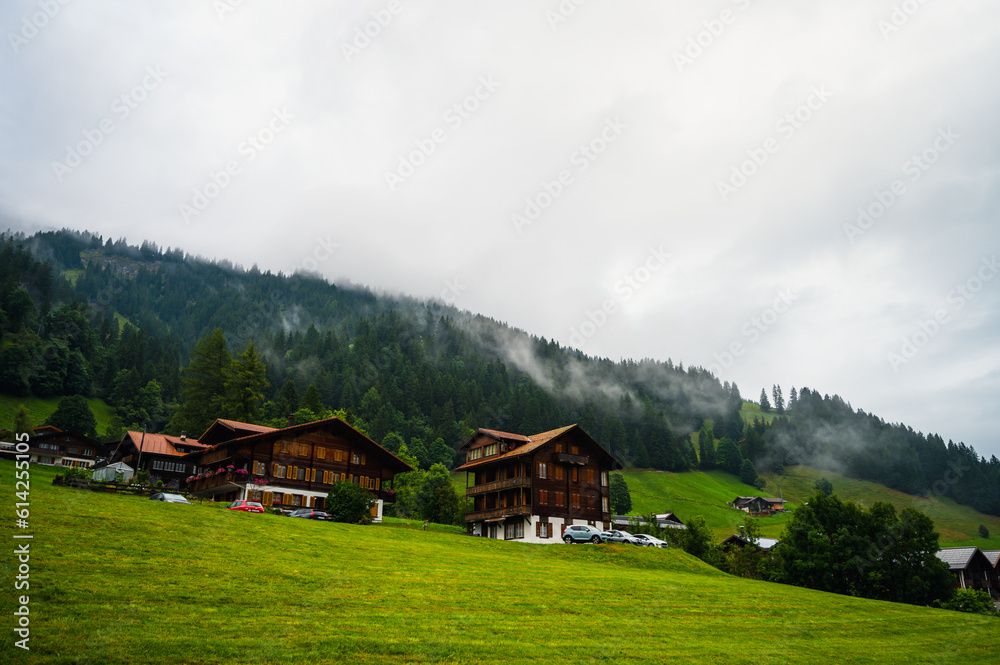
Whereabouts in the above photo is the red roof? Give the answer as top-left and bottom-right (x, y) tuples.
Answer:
(455, 424), (590, 471)
(214, 419), (276, 434)
(477, 428), (532, 443)
(124, 431), (208, 457)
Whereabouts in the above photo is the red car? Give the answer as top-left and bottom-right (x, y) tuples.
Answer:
(226, 499), (265, 513)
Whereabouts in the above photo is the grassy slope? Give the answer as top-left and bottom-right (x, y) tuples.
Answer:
(2, 461), (997, 665)
(0, 394), (115, 435)
(622, 469), (794, 540)
(762, 466), (1000, 549)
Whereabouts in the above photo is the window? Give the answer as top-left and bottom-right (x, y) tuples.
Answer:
(538, 463), (548, 479)
(298, 444), (310, 457)
(602, 497), (609, 512)
(554, 465), (564, 481)
(152, 460), (163, 470)
(253, 461), (266, 475)
(555, 491), (564, 507)
(586, 469), (595, 484)
(316, 447), (326, 460)
(571, 468), (578, 483)
(68, 446), (78, 454)
(571, 493), (581, 509)
(279, 442), (291, 454)
(571, 445), (579, 455)
(292, 495), (301, 507)
(484, 443), (497, 457)
(39, 443), (60, 451)
(539, 489), (548, 505)
(83, 448), (93, 456)
(504, 522), (524, 540)
(555, 443), (563, 453)
(351, 452), (365, 465)
(601, 471), (608, 487)
(538, 522), (551, 538)
(468, 447), (483, 461)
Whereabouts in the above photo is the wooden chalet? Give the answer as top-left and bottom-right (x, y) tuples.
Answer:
(732, 496), (785, 516)
(110, 431), (210, 487)
(13, 426), (107, 468)
(936, 547), (999, 597)
(185, 417), (412, 523)
(455, 425), (622, 543)
(720, 533), (780, 554)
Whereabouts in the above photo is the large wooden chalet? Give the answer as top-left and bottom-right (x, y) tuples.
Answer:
(185, 417), (412, 522)
(455, 425), (622, 543)
(20, 426), (106, 469)
(936, 547), (1000, 597)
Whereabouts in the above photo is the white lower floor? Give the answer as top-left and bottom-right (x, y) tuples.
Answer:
(240, 485), (384, 523)
(470, 514), (610, 544)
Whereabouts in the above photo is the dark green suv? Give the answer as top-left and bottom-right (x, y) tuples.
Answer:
(562, 524), (607, 544)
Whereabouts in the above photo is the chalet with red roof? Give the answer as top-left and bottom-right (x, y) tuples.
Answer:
(184, 416), (412, 522)
(110, 430), (209, 484)
(455, 425), (622, 543)
(16, 426), (106, 469)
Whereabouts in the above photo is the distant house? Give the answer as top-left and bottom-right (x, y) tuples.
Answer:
(720, 533), (780, 554)
(456, 425), (622, 543)
(611, 511), (687, 531)
(110, 430), (209, 486)
(935, 547), (998, 596)
(21, 427), (106, 468)
(732, 496), (785, 515)
(185, 417), (412, 523)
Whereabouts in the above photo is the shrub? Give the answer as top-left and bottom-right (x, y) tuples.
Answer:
(978, 524), (990, 539)
(325, 482), (375, 524)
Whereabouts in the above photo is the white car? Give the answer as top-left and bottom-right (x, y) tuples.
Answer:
(632, 533), (669, 548)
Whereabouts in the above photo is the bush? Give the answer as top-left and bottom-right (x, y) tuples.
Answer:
(135, 470), (151, 486)
(325, 481), (375, 524)
(739, 459), (758, 486)
(935, 589), (998, 616)
(63, 466), (92, 481)
(978, 524), (990, 539)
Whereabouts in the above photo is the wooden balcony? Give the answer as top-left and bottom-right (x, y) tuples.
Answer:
(465, 504), (532, 522)
(466, 476), (531, 496)
(554, 452), (588, 466)
(188, 471), (249, 497)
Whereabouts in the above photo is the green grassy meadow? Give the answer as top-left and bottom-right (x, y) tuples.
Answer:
(4, 461), (998, 664)
(0, 394), (115, 436)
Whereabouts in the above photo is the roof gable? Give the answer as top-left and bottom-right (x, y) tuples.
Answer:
(935, 547), (992, 571)
(455, 424), (621, 471)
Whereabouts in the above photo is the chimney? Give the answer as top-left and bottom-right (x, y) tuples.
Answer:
(180, 431), (187, 441)
(287, 414), (295, 427)
(739, 525), (746, 538)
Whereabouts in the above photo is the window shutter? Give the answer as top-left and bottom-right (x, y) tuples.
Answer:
(536, 522), (541, 538)
(263, 491), (272, 506)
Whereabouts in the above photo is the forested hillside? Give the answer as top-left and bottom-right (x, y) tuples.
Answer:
(2, 229), (998, 517)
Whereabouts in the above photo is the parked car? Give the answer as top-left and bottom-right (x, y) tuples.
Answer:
(289, 509), (333, 521)
(226, 499), (265, 513)
(632, 533), (669, 548)
(562, 524), (607, 544)
(149, 492), (190, 503)
(601, 530), (644, 545)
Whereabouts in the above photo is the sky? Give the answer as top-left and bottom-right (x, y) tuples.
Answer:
(2, 1), (1000, 459)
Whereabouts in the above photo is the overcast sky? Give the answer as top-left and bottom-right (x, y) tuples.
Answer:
(3, 1), (1000, 459)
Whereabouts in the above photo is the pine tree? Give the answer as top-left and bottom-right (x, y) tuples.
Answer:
(12, 405), (33, 436)
(223, 341), (269, 423)
(772, 385), (784, 414)
(759, 388), (771, 413)
(609, 473), (632, 514)
(168, 329), (232, 436)
(787, 386), (798, 411)
(698, 422), (715, 469)
(302, 383), (324, 415)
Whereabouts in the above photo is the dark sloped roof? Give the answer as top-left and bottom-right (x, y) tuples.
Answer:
(935, 547), (981, 571)
(981, 550), (1000, 567)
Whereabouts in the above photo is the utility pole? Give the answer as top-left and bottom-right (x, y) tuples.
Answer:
(135, 426), (147, 481)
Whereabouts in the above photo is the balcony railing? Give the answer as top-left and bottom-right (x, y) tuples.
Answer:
(466, 476), (531, 496)
(188, 471), (248, 495)
(465, 504), (532, 522)
(554, 452), (588, 466)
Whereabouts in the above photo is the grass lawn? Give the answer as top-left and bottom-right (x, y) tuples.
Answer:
(0, 394), (115, 436)
(4, 461), (997, 664)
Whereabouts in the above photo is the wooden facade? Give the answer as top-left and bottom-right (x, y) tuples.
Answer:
(732, 496), (785, 515)
(936, 547), (1000, 597)
(110, 431), (209, 487)
(456, 425), (622, 544)
(19, 427), (106, 469)
(185, 417), (412, 521)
